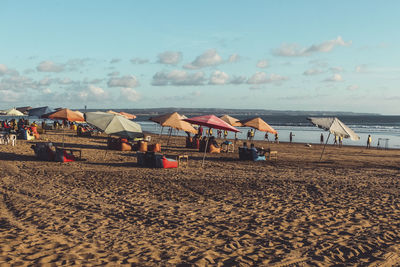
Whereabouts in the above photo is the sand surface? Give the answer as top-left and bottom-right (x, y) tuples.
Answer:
(1, 130), (400, 266)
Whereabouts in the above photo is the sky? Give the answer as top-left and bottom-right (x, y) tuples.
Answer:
(0, 1), (399, 114)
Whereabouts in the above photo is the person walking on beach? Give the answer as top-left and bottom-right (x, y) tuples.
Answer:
(264, 132), (269, 142)
(320, 133), (324, 145)
(367, 135), (372, 149)
(250, 129), (255, 141)
(339, 136), (343, 148)
(275, 133), (279, 144)
(333, 135), (338, 146)
(289, 132), (294, 143)
(223, 130), (228, 139)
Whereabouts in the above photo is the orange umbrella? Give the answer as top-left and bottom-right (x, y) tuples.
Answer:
(45, 108), (85, 147)
(219, 114), (243, 127)
(46, 108), (85, 122)
(119, 111), (136, 120)
(239, 117), (277, 134)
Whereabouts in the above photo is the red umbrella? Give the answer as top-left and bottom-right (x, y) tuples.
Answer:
(184, 115), (239, 166)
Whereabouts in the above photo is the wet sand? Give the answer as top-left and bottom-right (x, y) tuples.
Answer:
(1, 129), (400, 266)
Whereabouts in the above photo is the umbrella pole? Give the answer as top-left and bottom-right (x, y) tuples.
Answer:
(62, 127), (65, 148)
(319, 132), (331, 161)
(202, 136), (210, 167)
(166, 128), (172, 147)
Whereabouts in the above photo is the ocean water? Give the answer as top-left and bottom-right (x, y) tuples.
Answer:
(3, 114), (400, 149)
(135, 115), (400, 149)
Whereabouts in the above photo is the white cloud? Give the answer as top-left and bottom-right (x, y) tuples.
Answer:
(152, 70), (206, 86)
(0, 64), (8, 75)
(303, 69), (323, 76)
(157, 51), (182, 65)
(228, 53), (240, 63)
(247, 72), (288, 84)
(78, 85), (109, 101)
(256, 60), (268, 68)
(209, 70), (229, 85)
(38, 77), (53, 86)
(324, 74), (343, 82)
(108, 75), (139, 88)
(37, 61), (64, 72)
(0, 75), (38, 91)
(355, 64), (368, 73)
(0, 90), (22, 102)
(130, 57), (149, 64)
(42, 88), (52, 94)
(120, 88), (140, 102)
(184, 49), (223, 69)
(274, 36), (352, 57)
(347, 85), (359, 91)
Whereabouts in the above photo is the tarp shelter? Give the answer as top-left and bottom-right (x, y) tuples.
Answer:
(150, 112), (198, 146)
(308, 117), (360, 161)
(239, 117), (277, 134)
(16, 106), (32, 114)
(85, 111), (143, 139)
(184, 115), (240, 166)
(0, 108), (25, 116)
(28, 106), (54, 117)
(219, 115), (243, 127)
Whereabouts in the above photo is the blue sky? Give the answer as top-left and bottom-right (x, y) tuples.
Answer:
(1, 1), (399, 114)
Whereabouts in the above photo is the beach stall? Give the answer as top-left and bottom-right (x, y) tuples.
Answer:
(184, 114), (240, 166)
(308, 117), (360, 161)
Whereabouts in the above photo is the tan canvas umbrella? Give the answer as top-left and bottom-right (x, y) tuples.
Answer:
(219, 114), (243, 127)
(150, 112), (197, 134)
(239, 117), (277, 134)
(150, 112), (197, 146)
(119, 111), (136, 120)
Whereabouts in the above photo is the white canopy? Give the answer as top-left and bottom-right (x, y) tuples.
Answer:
(85, 111), (142, 139)
(0, 108), (25, 116)
(308, 117), (360, 141)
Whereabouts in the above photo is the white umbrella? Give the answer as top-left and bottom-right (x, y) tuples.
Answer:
(0, 108), (25, 116)
(308, 117), (360, 161)
(85, 111), (143, 139)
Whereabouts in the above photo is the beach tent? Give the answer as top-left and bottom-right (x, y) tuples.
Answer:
(219, 115), (243, 127)
(308, 117), (360, 161)
(28, 106), (54, 117)
(150, 112), (197, 146)
(85, 111), (142, 139)
(184, 115), (240, 166)
(0, 108), (25, 116)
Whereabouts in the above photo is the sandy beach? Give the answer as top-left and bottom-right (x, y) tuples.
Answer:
(1, 129), (400, 266)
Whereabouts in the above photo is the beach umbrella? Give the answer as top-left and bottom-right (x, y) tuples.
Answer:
(45, 108), (85, 122)
(119, 111), (136, 120)
(44, 108), (85, 147)
(184, 115), (240, 166)
(1, 108), (25, 116)
(239, 117), (277, 134)
(150, 112), (198, 146)
(28, 106), (54, 117)
(219, 114), (243, 127)
(308, 117), (360, 161)
(85, 111), (142, 139)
